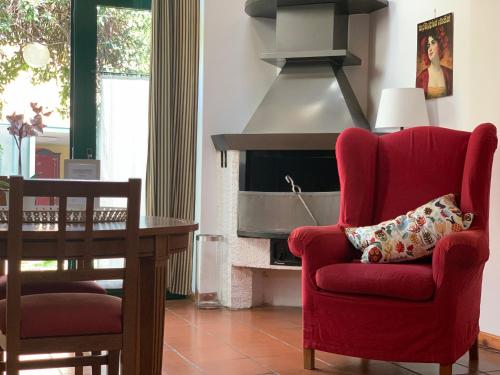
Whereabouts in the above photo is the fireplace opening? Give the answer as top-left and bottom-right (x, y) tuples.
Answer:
(241, 150), (339, 192)
(238, 150), (341, 267)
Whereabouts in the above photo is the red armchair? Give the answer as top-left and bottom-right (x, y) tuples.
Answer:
(288, 124), (497, 374)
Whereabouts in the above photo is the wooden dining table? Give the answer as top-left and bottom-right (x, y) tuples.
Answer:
(0, 215), (198, 375)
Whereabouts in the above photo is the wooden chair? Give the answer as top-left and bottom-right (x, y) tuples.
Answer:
(0, 176), (108, 375)
(0, 176), (141, 374)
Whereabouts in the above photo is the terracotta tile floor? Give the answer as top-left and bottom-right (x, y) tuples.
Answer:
(162, 300), (500, 375)
(13, 300), (500, 374)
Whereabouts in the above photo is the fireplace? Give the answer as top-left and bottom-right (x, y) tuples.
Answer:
(211, 0), (388, 308)
(214, 150), (341, 308)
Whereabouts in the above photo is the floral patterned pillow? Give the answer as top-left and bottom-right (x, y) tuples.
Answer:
(344, 194), (474, 263)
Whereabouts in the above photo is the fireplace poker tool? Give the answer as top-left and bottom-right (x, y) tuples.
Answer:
(285, 175), (319, 226)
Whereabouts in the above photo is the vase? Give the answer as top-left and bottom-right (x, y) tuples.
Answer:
(18, 153), (22, 176)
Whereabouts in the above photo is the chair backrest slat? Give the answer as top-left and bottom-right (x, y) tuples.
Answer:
(20, 269), (125, 284)
(57, 196), (67, 270)
(22, 179), (130, 198)
(84, 196), (94, 270)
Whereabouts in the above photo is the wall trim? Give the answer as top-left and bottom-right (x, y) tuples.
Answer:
(479, 331), (500, 350)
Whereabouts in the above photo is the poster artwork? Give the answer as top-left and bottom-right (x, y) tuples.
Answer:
(416, 13), (453, 100)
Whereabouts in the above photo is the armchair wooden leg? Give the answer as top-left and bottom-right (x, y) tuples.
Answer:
(361, 358), (370, 372)
(304, 348), (315, 370)
(470, 338), (479, 362)
(439, 364), (452, 375)
(107, 350), (120, 375)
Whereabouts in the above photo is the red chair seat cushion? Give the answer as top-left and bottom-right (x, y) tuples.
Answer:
(316, 263), (434, 301)
(0, 293), (122, 338)
(0, 275), (106, 300)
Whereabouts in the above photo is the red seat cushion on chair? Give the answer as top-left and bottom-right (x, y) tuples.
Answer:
(0, 293), (122, 338)
(0, 275), (106, 300)
(316, 263), (434, 301)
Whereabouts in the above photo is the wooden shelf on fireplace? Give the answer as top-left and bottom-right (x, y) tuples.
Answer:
(245, 0), (389, 18)
(238, 229), (290, 240)
(261, 49), (361, 67)
(212, 133), (340, 151)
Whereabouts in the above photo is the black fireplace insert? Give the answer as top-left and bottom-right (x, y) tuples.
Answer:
(241, 150), (340, 192)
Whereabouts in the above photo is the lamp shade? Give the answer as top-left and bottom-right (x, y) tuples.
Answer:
(375, 88), (430, 129)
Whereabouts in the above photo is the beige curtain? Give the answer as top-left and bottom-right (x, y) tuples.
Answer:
(146, 0), (199, 295)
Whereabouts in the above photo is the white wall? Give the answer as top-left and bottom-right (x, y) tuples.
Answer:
(368, 0), (500, 335)
(368, 0), (473, 129)
(466, 0), (500, 336)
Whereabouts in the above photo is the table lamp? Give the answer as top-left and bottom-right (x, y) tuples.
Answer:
(375, 88), (430, 131)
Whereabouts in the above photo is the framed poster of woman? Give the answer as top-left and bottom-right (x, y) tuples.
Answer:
(416, 13), (454, 99)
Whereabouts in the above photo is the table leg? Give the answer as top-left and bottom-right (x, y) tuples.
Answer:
(139, 235), (169, 375)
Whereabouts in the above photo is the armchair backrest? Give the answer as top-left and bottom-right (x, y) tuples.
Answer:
(336, 124), (497, 231)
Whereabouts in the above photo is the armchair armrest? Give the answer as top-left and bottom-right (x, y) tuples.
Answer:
(288, 225), (356, 288)
(432, 229), (489, 292)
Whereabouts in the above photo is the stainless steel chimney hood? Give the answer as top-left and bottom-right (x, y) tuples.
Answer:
(212, 0), (388, 151)
(243, 62), (368, 134)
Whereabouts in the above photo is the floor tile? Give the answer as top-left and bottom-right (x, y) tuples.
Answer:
(278, 370), (344, 375)
(457, 348), (500, 372)
(234, 342), (300, 358)
(162, 363), (203, 375)
(313, 354), (415, 375)
(253, 354), (332, 373)
(175, 344), (247, 364)
(198, 358), (273, 375)
(394, 362), (482, 374)
(316, 352), (384, 368)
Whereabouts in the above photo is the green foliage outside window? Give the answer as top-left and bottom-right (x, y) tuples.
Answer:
(97, 6), (151, 76)
(0, 0), (151, 118)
